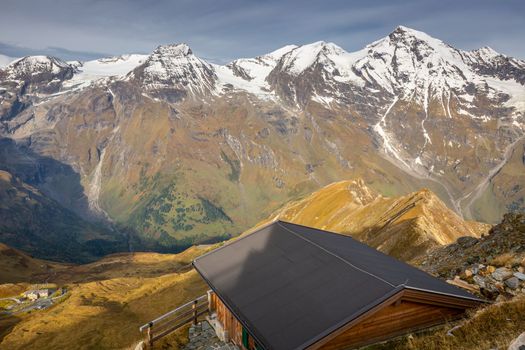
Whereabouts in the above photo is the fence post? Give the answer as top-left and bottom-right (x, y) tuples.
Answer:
(147, 322), (153, 348)
(207, 290), (213, 312)
(193, 299), (198, 325)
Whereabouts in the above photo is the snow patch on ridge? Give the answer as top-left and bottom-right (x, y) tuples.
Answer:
(87, 125), (120, 216)
(373, 96), (411, 168)
(213, 44), (297, 97)
(64, 54), (147, 89)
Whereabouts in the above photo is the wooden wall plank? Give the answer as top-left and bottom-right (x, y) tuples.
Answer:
(318, 300), (464, 350)
(212, 293), (245, 349)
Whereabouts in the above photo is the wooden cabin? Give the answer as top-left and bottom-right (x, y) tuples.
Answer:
(193, 221), (485, 350)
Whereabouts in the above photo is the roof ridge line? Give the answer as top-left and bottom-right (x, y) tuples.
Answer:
(193, 219), (279, 264)
(276, 221), (397, 288)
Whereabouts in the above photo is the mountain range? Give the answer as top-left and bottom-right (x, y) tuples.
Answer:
(0, 26), (524, 261)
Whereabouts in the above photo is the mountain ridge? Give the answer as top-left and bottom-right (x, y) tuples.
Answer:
(254, 179), (489, 261)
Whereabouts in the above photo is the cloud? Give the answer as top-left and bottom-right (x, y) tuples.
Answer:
(0, 0), (523, 61)
(0, 42), (109, 61)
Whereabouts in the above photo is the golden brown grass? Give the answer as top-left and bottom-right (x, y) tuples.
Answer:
(0, 243), (66, 284)
(0, 284), (27, 298)
(255, 180), (489, 261)
(0, 247), (212, 350)
(490, 252), (521, 268)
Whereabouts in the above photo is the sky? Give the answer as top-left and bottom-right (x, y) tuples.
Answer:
(0, 0), (524, 63)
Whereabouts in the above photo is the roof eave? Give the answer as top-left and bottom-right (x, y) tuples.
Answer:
(192, 260), (272, 350)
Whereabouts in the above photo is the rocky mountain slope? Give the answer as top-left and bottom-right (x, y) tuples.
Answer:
(257, 179), (489, 260)
(0, 26), (523, 256)
(0, 169), (126, 262)
(374, 212), (525, 350)
(418, 212), (525, 300)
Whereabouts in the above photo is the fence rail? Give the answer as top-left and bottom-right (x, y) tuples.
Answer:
(139, 293), (209, 348)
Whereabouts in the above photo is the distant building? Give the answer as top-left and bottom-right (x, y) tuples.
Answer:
(23, 291), (38, 301)
(23, 288), (54, 301)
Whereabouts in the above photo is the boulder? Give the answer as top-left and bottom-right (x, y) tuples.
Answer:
(471, 263), (485, 275)
(514, 272), (525, 281)
(505, 277), (520, 290)
(473, 275), (487, 289)
(492, 267), (513, 281)
(508, 331), (525, 350)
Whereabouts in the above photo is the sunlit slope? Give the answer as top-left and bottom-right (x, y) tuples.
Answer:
(0, 247), (210, 349)
(261, 179), (489, 260)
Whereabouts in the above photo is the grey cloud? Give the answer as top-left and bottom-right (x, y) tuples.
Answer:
(0, 0), (523, 62)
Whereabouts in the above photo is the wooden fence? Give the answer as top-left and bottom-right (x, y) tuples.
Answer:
(139, 293), (209, 348)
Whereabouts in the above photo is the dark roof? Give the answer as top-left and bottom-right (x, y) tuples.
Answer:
(193, 221), (483, 350)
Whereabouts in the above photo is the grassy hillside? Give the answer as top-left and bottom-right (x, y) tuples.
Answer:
(0, 247), (210, 349)
(0, 243), (65, 284)
(257, 179), (489, 261)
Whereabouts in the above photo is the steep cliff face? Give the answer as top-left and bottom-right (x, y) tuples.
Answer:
(0, 26), (523, 252)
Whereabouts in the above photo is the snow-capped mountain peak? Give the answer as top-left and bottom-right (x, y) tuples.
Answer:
(151, 43), (193, 58)
(391, 25), (443, 42)
(225, 44), (298, 81)
(1, 26), (523, 111)
(277, 41), (348, 76)
(128, 43), (216, 97)
(4, 55), (73, 80)
(471, 46), (500, 60)
(264, 44), (299, 60)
